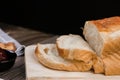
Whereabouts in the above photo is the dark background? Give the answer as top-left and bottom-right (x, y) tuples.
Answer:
(0, 0), (120, 35)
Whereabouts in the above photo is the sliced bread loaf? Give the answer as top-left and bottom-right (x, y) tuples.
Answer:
(56, 34), (95, 63)
(83, 16), (120, 75)
(34, 43), (92, 72)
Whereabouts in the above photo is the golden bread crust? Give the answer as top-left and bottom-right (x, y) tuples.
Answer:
(91, 16), (120, 32)
(101, 37), (120, 75)
(56, 43), (93, 63)
(92, 55), (104, 74)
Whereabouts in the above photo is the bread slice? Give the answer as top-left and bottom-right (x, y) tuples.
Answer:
(56, 34), (95, 63)
(83, 16), (120, 75)
(35, 43), (92, 72)
(0, 42), (16, 51)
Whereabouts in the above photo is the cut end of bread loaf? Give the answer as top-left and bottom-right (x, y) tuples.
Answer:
(56, 34), (95, 62)
(34, 43), (92, 72)
(83, 21), (104, 56)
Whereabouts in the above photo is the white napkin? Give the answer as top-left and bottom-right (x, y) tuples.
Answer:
(0, 28), (25, 56)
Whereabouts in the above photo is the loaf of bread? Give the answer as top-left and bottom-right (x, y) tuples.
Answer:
(83, 16), (120, 75)
(56, 34), (95, 63)
(35, 43), (92, 72)
(34, 16), (120, 75)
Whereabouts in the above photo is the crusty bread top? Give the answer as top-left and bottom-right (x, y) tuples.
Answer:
(87, 16), (120, 32)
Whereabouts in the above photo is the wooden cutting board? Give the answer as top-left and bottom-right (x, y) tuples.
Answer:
(25, 45), (120, 80)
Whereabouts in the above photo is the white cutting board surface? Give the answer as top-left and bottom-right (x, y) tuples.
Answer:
(25, 45), (120, 80)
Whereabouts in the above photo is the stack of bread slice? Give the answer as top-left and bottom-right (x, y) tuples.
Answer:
(34, 16), (120, 75)
(35, 34), (94, 72)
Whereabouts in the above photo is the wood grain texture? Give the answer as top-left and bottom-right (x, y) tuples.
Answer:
(0, 23), (56, 80)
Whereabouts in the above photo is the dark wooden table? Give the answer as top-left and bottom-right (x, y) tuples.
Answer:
(0, 23), (57, 80)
